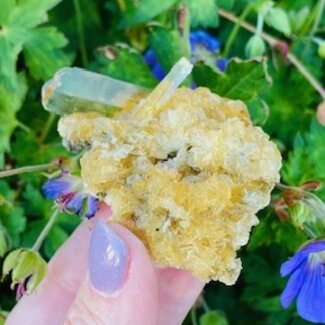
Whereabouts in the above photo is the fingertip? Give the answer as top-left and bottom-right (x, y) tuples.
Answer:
(65, 220), (159, 324)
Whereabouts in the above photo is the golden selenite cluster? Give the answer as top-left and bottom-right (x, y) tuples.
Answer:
(58, 85), (281, 284)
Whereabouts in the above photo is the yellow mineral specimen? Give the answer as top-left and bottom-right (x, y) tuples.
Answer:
(58, 86), (281, 284)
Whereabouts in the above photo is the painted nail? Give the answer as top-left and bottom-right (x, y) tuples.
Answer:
(89, 220), (129, 296)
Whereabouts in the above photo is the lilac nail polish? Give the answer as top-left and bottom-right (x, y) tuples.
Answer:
(89, 220), (129, 296)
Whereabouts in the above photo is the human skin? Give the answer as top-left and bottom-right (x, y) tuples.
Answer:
(6, 205), (204, 325)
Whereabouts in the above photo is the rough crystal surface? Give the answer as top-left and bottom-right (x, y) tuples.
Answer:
(58, 87), (282, 284)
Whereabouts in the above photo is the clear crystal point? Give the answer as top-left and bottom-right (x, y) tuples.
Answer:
(42, 67), (149, 116)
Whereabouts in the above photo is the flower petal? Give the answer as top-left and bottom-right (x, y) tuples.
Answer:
(299, 241), (325, 255)
(65, 194), (84, 214)
(280, 251), (306, 277)
(42, 178), (73, 199)
(144, 49), (157, 66)
(280, 264), (307, 308)
(296, 262), (325, 323)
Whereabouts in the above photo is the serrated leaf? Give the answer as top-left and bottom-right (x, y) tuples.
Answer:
(0, 73), (27, 167)
(192, 59), (271, 123)
(193, 58), (271, 100)
(188, 0), (219, 28)
(8, 0), (61, 29)
(93, 45), (158, 88)
(24, 27), (71, 80)
(282, 121), (325, 199)
(120, 0), (179, 27)
(0, 0), (69, 164)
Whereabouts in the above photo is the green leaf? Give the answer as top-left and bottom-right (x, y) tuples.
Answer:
(199, 310), (228, 325)
(0, 181), (26, 247)
(93, 45), (158, 88)
(263, 64), (315, 143)
(0, 223), (10, 257)
(248, 213), (307, 253)
(217, 0), (235, 10)
(0, 0), (15, 25)
(291, 38), (323, 80)
(193, 58), (271, 100)
(149, 26), (190, 75)
(120, 0), (179, 27)
(23, 27), (71, 80)
(188, 0), (219, 28)
(265, 8), (291, 35)
(0, 0), (69, 164)
(8, 0), (61, 29)
(282, 121), (325, 199)
(192, 59), (272, 123)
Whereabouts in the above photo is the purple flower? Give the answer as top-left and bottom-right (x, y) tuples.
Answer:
(144, 30), (227, 81)
(280, 240), (325, 323)
(42, 170), (98, 219)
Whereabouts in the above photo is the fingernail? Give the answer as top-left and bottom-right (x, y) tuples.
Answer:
(89, 220), (129, 296)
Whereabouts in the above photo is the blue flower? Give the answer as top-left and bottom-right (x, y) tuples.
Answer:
(189, 30), (220, 52)
(280, 240), (325, 323)
(144, 30), (227, 81)
(42, 170), (98, 219)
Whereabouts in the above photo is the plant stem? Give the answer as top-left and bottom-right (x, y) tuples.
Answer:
(219, 9), (325, 101)
(190, 306), (198, 325)
(256, 12), (264, 36)
(16, 121), (31, 133)
(310, 0), (325, 36)
(38, 114), (56, 144)
(73, 0), (88, 67)
(32, 209), (60, 251)
(0, 162), (57, 179)
(200, 295), (210, 312)
(223, 4), (252, 57)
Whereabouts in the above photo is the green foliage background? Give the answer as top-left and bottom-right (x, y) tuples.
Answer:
(0, 0), (325, 324)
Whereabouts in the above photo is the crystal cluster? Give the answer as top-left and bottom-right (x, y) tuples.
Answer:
(58, 86), (281, 284)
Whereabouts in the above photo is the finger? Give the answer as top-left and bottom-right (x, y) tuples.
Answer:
(5, 222), (91, 325)
(155, 268), (205, 325)
(6, 203), (112, 325)
(64, 220), (159, 325)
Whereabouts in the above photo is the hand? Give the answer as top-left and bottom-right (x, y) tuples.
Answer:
(6, 205), (204, 325)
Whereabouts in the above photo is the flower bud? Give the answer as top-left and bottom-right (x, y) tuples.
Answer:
(317, 101), (325, 126)
(266, 7), (291, 35)
(288, 191), (325, 238)
(2, 249), (47, 296)
(318, 42), (325, 59)
(245, 35), (266, 58)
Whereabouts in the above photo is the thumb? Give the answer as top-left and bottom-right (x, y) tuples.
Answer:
(64, 220), (159, 325)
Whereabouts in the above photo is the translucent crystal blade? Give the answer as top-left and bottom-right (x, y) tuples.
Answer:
(42, 68), (149, 116)
(131, 57), (193, 121)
